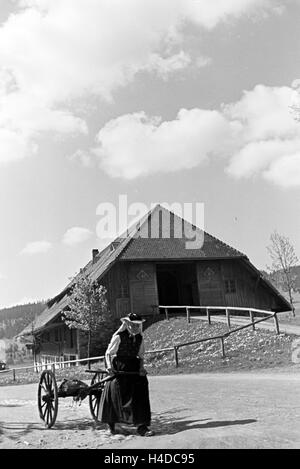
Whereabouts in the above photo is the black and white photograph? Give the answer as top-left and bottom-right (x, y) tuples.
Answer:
(0, 0), (299, 456)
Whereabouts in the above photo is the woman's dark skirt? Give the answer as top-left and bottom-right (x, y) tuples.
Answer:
(99, 356), (151, 426)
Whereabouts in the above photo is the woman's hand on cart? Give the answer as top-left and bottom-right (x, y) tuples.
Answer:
(106, 367), (115, 376)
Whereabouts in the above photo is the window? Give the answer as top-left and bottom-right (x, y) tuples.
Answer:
(225, 279), (236, 294)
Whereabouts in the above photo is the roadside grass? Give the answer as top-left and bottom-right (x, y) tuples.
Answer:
(0, 316), (299, 387)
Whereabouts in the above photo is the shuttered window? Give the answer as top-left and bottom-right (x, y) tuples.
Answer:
(225, 279), (236, 294)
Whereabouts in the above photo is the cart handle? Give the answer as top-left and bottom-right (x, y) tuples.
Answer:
(89, 370), (144, 389)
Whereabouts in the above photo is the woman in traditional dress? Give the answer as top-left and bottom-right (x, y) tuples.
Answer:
(99, 312), (154, 436)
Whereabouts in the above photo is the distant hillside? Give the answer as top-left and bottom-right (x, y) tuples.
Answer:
(0, 302), (46, 339)
(261, 265), (300, 296)
(291, 265), (300, 291)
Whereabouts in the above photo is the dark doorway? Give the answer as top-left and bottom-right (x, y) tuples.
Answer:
(156, 263), (199, 306)
(156, 268), (179, 305)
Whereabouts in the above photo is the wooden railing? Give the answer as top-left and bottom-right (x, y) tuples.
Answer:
(158, 304), (280, 331)
(0, 355), (106, 381)
(156, 304), (282, 366)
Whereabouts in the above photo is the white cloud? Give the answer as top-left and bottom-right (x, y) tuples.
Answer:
(68, 149), (93, 168)
(225, 85), (300, 187)
(144, 52), (192, 81)
(62, 227), (93, 246)
(0, 128), (36, 164)
(264, 154), (300, 188)
(226, 139), (300, 179)
(224, 85), (299, 141)
(92, 109), (239, 179)
(20, 241), (52, 255)
(0, 0), (279, 165)
(182, 0), (273, 30)
(91, 84), (300, 188)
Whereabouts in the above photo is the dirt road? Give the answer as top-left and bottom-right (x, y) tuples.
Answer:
(0, 371), (299, 449)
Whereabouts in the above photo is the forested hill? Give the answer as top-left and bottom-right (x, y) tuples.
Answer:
(0, 302), (46, 339)
(261, 265), (300, 290)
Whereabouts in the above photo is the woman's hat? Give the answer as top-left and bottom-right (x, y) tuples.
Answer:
(121, 313), (145, 324)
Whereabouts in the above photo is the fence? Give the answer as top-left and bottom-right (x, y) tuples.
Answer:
(0, 355), (106, 382)
(0, 305), (284, 380)
(159, 304), (280, 331)
(157, 305), (282, 366)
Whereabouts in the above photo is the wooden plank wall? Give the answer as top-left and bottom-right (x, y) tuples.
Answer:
(39, 323), (77, 356)
(197, 260), (225, 306)
(101, 262), (130, 318)
(128, 262), (159, 315)
(196, 259), (279, 310)
(220, 259), (278, 310)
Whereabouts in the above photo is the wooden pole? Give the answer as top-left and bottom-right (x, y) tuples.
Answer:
(273, 313), (280, 335)
(186, 308), (190, 324)
(206, 308), (211, 325)
(165, 308), (169, 321)
(13, 369), (16, 381)
(174, 347), (179, 367)
(220, 338), (225, 358)
(51, 363), (55, 375)
(249, 310), (255, 331)
(226, 309), (231, 329)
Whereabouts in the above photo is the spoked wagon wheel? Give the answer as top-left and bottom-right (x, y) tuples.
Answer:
(38, 370), (58, 429)
(89, 372), (105, 422)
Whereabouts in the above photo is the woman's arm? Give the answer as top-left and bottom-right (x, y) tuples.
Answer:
(105, 334), (121, 373)
(138, 339), (147, 375)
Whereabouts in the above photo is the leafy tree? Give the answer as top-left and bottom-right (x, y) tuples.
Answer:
(267, 231), (299, 316)
(62, 273), (111, 358)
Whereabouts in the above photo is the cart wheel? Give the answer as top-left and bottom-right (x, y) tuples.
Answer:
(38, 370), (58, 429)
(89, 372), (105, 422)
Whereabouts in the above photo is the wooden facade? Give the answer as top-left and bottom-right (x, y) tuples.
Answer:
(101, 258), (288, 320)
(35, 319), (79, 367)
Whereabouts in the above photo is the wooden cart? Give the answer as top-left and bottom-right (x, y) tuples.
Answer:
(37, 368), (108, 428)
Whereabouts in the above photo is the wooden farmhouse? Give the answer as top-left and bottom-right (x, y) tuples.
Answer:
(19, 205), (291, 367)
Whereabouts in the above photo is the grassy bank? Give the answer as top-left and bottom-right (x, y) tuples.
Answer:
(143, 317), (299, 375)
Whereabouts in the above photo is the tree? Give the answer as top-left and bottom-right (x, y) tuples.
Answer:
(62, 272), (111, 359)
(267, 231), (299, 316)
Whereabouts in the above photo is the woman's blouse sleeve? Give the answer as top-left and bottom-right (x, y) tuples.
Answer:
(138, 337), (145, 359)
(105, 334), (121, 368)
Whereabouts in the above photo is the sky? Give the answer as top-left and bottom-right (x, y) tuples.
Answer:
(0, 0), (300, 308)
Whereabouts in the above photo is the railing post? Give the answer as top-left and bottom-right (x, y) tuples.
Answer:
(165, 308), (169, 320)
(174, 346), (179, 367)
(13, 369), (16, 381)
(220, 338), (225, 358)
(206, 307), (211, 325)
(273, 313), (280, 335)
(186, 307), (190, 324)
(226, 309), (231, 329)
(249, 310), (255, 331)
